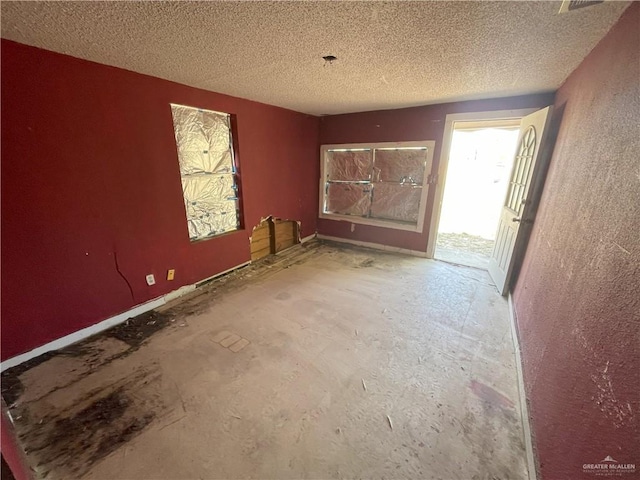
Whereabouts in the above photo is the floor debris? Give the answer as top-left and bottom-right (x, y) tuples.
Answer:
(1, 241), (527, 479)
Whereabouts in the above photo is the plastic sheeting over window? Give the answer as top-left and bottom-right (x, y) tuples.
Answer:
(323, 146), (429, 225)
(374, 149), (427, 184)
(171, 104), (240, 240)
(326, 183), (372, 216)
(371, 183), (422, 222)
(326, 149), (373, 181)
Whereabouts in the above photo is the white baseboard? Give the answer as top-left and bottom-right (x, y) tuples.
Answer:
(1, 261), (251, 372)
(300, 233), (316, 244)
(316, 234), (429, 258)
(163, 284), (196, 303)
(1, 297), (164, 372)
(508, 293), (538, 480)
(195, 261), (251, 286)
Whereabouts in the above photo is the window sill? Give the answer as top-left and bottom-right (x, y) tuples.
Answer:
(189, 227), (244, 244)
(319, 212), (423, 233)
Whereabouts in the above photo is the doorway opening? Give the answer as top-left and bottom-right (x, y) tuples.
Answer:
(434, 120), (520, 269)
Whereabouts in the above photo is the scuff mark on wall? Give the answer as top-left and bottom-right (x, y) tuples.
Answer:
(612, 242), (631, 256)
(590, 361), (634, 429)
(572, 325), (635, 430)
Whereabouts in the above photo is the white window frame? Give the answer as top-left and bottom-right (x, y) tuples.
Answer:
(319, 141), (435, 233)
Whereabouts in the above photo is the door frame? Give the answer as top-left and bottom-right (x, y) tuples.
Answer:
(426, 108), (538, 259)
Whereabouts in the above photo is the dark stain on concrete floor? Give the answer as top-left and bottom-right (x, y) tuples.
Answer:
(109, 311), (175, 348)
(1, 241), (528, 479)
(1, 242), (324, 478)
(470, 379), (516, 410)
(1, 243), (323, 407)
(13, 365), (163, 478)
(36, 387), (154, 474)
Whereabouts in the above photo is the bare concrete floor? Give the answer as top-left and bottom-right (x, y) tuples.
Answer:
(434, 247), (490, 271)
(434, 233), (495, 270)
(3, 242), (527, 480)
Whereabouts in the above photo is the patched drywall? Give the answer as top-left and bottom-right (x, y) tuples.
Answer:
(0, 40), (319, 361)
(513, 4), (640, 479)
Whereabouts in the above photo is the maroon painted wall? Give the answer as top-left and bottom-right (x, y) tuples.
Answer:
(1, 401), (31, 480)
(513, 4), (640, 479)
(1, 40), (319, 361)
(318, 93), (555, 251)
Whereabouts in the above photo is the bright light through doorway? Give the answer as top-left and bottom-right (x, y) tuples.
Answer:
(435, 126), (520, 269)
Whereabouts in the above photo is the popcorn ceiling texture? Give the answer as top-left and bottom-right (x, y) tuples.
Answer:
(0, 1), (630, 115)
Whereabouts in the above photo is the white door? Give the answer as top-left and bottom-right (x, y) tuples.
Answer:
(488, 107), (553, 295)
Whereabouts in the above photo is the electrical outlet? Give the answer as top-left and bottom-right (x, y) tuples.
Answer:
(167, 269), (175, 281)
(146, 274), (156, 286)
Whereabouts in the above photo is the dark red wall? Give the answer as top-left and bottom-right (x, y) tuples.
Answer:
(1, 40), (319, 361)
(318, 93), (555, 251)
(513, 4), (639, 479)
(1, 401), (31, 480)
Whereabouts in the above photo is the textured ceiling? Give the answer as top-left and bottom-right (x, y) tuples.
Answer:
(0, 1), (630, 115)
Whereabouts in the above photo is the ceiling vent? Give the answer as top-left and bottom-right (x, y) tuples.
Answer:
(559, 0), (605, 13)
